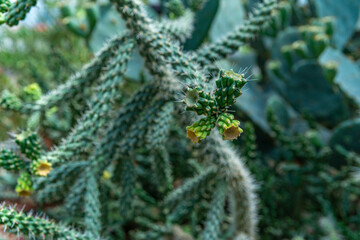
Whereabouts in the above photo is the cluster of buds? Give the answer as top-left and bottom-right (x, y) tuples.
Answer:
(0, 0), (10, 24)
(0, 90), (22, 111)
(0, 130), (52, 196)
(0, 83), (43, 112)
(183, 69), (246, 143)
(20, 83), (42, 103)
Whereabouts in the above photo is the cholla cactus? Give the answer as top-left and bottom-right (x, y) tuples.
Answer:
(186, 116), (217, 143)
(0, 0), (294, 239)
(0, 203), (90, 239)
(20, 83), (42, 103)
(0, 130), (51, 195)
(15, 131), (41, 160)
(0, 149), (26, 171)
(217, 113), (243, 140)
(0, 0), (37, 26)
(15, 171), (33, 196)
(0, 90), (22, 111)
(183, 69), (246, 142)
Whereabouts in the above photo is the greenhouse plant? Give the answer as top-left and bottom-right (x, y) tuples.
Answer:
(0, 0), (360, 239)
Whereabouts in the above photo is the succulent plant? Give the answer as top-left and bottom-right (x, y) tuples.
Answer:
(0, 0), (359, 239)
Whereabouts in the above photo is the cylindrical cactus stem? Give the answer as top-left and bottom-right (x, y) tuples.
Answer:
(215, 69), (247, 109)
(217, 113), (243, 141)
(4, 0), (37, 26)
(204, 135), (258, 239)
(183, 87), (217, 115)
(186, 116), (217, 143)
(0, 149), (26, 171)
(15, 131), (41, 161)
(16, 171), (33, 197)
(30, 159), (52, 177)
(0, 204), (90, 239)
(243, 122), (258, 161)
(0, 0), (11, 13)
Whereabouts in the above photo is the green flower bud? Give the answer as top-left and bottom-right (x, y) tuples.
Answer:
(15, 131), (41, 161)
(0, 0), (11, 13)
(215, 69), (247, 109)
(183, 87), (217, 116)
(16, 171), (33, 197)
(0, 90), (22, 111)
(20, 83), (42, 102)
(0, 149), (26, 171)
(217, 113), (243, 141)
(167, 0), (185, 19)
(186, 116), (217, 143)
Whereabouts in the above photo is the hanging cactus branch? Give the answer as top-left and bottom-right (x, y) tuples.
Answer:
(184, 69), (246, 142)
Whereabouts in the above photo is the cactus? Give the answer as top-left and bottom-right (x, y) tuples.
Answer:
(0, 90), (22, 111)
(0, 149), (25, 171)
(0, 203), (90, 239)
(20, 83), (42, 103)
(15, 130), (41, 161)
(1, 0), (37, 26)
(217, 113), (243, 140)
(215, 70), (247, 109)
(15, 171), (33, 197)
(183, 69), (246, 142)
(1, 0), (359, 239)
(186, 116), (217, 143)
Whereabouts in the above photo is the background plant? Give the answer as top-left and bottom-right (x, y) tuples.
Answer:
(0, 0), (360, 240)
